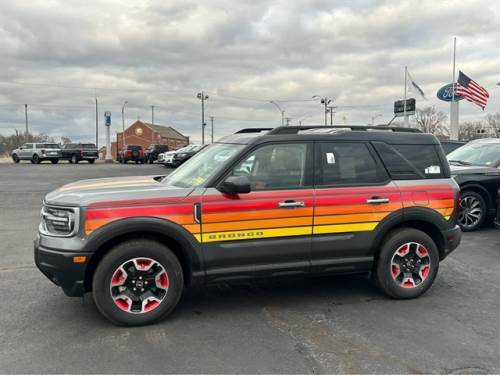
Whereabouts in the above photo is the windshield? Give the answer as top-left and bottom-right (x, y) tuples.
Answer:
(163, 143), (245, 188)
(447, 142), (500, 166)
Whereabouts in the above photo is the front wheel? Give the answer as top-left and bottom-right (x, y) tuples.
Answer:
(373, 228), (439, 299)
(51, 159), (59, 164)
(12, 154), (20, 163)
(71, 155), (79, 164)
(32, 154), (40, 164)
(88, 159), (95, 164)
(458, 191), (486, 231)
(92, 240), (184, 326)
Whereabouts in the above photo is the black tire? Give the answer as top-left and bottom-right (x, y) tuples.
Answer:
(51, 159), (59, 164)
(458, 190), (486, 232)
(68, 159), (73, 164)
(88, 159), (95, 164)
(32, 154), (40, 164)
(373, 228), (439, 299)
(123, 158), (128, 164)
(12, 154), (20, 163)
(92, 239), (184, 326)
(71, 155), (79, 164)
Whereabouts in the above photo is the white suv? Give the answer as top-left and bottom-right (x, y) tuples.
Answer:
(11, 143), (62, 164)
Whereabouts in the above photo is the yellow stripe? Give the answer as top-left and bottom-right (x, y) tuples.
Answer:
(313, 222), (379, 235)
(198, 226), (313, 243)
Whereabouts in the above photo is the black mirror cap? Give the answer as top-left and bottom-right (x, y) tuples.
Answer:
(218, 176), (251, 195)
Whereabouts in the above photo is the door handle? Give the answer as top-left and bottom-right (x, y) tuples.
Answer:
(278, 200), (305, 208)
(366, 197), (390, 205)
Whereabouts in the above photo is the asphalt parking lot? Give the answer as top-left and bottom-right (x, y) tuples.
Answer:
(0, 162), (499, 374)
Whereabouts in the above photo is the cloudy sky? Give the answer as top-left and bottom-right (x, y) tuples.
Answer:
(0, 0), (499, 144)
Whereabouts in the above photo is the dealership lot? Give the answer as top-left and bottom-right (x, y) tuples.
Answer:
(0, 163), (499, 373)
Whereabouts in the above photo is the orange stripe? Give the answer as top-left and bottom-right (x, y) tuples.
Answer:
(197, 216), (313, 233)
(314, 212), (390, 225)
(315, 202), (402, 216)
(203, 207), (314, 223)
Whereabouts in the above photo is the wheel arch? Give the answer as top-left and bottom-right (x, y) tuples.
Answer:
(459, 183), (491, 208)
(371, 208), (450, 261)
(83, 217), (204, 292)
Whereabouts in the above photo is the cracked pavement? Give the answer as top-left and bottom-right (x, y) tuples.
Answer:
(0, 163), (499, 373)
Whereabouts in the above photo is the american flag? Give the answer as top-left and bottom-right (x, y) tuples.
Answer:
(456, 71), (489, 109)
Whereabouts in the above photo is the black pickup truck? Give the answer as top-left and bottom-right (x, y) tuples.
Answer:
(61, 143), (99, 164)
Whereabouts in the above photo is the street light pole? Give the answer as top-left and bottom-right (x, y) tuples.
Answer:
(151, 105), (155, 126)
(24, 104), (28, 142)
(95, 97), (98, 148)
(269, 101), (285, 126)
(121, 101), (128, 148)
(210, 116), (214, 143)
(197, 91), (209, 144)
(313, 96), (332, 126)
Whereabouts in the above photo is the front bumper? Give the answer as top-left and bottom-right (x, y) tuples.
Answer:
(441, 225), (462, 259)
(34, 235), (89, 297)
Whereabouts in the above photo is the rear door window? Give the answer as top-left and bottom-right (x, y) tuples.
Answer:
(315, 142), (388, 186)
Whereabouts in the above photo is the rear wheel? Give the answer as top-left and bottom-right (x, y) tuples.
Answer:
(88, 159), (95, 164)
(51, 159), (59, 164)
(92, 240), (184, 326)
(374, 228), (439, 299)
(12, 154), (19, 163)
(32, 154), (40, 164)
(458, 191), (486, 231)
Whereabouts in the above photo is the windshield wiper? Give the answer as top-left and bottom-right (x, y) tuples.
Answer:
(448, 160), (472, 166)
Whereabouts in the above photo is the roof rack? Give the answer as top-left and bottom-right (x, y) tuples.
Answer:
(235, 128), (274, 134)
(267, 125), (421, 135)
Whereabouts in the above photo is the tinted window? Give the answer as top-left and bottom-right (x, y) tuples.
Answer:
(316, 142), (387, 186)
(232, 143), (310, 190)
(43, 144), (59, 149)
(23, 144), (33, 149)
(374, 142), (444, 179)
(82, 144), (96, 149)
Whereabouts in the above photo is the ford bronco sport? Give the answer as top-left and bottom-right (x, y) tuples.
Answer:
(35, 126), (461, 326)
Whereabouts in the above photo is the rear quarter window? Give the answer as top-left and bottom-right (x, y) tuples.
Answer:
(373, 142), (447, 180)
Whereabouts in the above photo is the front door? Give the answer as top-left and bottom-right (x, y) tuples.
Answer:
(312, 141), (403, 272)
(201, 142), (314, 281)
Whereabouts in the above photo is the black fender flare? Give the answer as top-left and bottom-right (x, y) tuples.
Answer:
(83, 217), (204, 283)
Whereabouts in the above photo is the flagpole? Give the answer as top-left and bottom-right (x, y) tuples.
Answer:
(404, 66), (409, 126)
(450, 37), (459, 140)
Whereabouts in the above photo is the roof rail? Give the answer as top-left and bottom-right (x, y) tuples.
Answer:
(235, 128), (274, 134)
(267, 125), (421, 135)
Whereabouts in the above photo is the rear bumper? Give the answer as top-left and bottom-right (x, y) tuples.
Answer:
(441, 225), (461, 259)
(34, 236), (89, 297)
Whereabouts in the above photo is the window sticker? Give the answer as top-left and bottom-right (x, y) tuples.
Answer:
(326, 152), (336, 164)
(424, 165), (441, 174)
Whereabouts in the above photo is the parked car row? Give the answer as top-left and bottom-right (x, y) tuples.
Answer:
(158, 144), (206, 167)
(11, 143), (98, 164)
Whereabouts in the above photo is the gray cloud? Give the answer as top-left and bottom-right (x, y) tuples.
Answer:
(0, 0), (499, 143)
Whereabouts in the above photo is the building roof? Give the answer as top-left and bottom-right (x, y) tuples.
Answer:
(140, 121), (188, 140)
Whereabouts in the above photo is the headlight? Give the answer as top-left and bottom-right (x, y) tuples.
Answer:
(40, 205), (79, 237)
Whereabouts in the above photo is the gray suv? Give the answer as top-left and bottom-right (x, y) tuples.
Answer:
(11, 143), (61, 164)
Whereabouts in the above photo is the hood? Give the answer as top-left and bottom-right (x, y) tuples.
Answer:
(449, 164), (500, 175)
(44, 175), (194, 206)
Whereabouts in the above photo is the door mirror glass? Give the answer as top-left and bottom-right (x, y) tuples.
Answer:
(218, 176), (251, 195)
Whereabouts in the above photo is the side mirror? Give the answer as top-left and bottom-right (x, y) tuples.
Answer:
(218, 176), (251, 195)
(19, 146), (24, 150)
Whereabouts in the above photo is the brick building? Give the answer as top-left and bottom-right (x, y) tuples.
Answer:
(111, 120), (189, 159)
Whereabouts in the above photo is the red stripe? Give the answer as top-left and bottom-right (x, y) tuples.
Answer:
(86, 205), (193, 219)
(202, 197), (315, 213)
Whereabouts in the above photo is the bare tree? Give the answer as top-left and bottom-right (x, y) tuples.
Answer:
(412, 106), (449, 136)
(60, 136), (72, 145)
(485, 113), (500, 138)
(459, 121), (486, 141)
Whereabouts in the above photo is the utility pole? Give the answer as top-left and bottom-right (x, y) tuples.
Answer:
(24, 104), (28, 142)
(285, 117), (292, 126)
(151, 105), (155, 125)
(121, 101), (128, 147)
(197, 91), (209, 144)
(95, 97), (98, 148)
(210, 116), (214, 143)
(327, 106), (336, 126)
(313, 96), (332, 126)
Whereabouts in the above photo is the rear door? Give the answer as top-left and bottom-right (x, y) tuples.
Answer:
(201, 142), (314, 280)
(312, 141), (402, 272)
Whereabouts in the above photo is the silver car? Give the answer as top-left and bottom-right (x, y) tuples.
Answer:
(11, 143), (62, 164)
